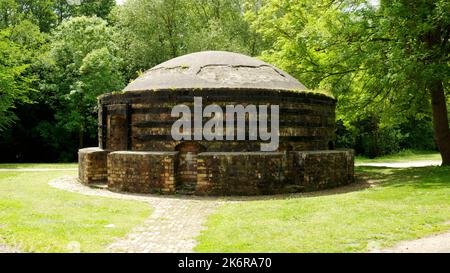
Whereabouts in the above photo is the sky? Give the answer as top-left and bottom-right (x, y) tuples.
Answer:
(116, 0), (125, 5)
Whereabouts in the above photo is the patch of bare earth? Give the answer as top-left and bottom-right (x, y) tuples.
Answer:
(372, 230), (450, 253)
(0, 243), (20, 253)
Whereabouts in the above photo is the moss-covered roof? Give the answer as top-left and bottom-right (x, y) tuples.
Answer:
(124, 51), (331, 97)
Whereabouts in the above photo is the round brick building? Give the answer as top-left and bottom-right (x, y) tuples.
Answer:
(79, 51), (354, 195)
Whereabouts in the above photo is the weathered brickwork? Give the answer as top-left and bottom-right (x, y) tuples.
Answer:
(79, 88), (354, 195)
(196, 150), (353, 195)
(107, 151), (178, 194)
(78, 148), (353, 195)
(78, 147), (110, 184)
(78, 51), (354, 195)
(97, 89), (336, 152)
(288, 150), (354, 191)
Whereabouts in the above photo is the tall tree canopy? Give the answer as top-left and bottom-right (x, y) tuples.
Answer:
(0, 0), (116, 32)
(0, 0), (447, 163)
(44, 16), (124, 148)
(110, 0), (265, 80)
(0, 19), (45, 130)
(246, 0), (450, 164)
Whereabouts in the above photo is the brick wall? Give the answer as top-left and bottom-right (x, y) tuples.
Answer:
(79, 148), (354, 195)
(107, 151), (178, 194)
(78, 147), (109, 184)
(98, 89), (336, 152)
(196, 150), (354, 195)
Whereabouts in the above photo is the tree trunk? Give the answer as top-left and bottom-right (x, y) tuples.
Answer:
(430, 81), (450, 166)
(79, 127), (84, 149)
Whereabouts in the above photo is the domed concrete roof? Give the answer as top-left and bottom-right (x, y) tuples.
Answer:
(124, 51), (308, 92)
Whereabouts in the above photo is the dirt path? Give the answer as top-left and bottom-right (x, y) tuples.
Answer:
(372, 231), (450, 253)
(49, 176), (227, 253)
(0, 244), (20, 253)
(355, 160), (441, 168)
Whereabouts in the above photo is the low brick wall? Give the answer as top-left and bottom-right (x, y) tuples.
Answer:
(196, 152), (289, 195)
(196, 150), (354, 195)
(78, 147), (110, 184)
(107, 151), (178, 194)
(288, 150), (354, 191)
(79, 147), (354, 195)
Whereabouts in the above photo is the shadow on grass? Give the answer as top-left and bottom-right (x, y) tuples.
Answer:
(356, 166), (450, 190)
(222, 166), (450, 201)
(218, 171), (380, 201)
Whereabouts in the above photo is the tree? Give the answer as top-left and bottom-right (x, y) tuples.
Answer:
(70, 47), (124, 147)
(16, 0), (58, 32)
(110, 0), (265, 81)
(76, 0), (116, 19)
(246, 0), (450, 165)
(0, 0), (116, 32)
(0, 20), (45, 130)
(186, 0), (265, 55)
(46, 16), (124, 148)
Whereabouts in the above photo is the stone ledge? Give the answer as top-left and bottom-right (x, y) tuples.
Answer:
(78, 147), (110, 184)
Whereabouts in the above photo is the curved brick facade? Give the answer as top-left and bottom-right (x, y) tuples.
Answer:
(97, 89), (336, 152)
(79, 148), (354, 195)
(78, 51), (354, 195)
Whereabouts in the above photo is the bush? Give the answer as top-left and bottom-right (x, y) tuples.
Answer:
(336, 114), (435, 158)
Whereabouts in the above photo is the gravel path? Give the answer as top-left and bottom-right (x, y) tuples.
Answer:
(355, 160), (441, 168)
(372, 231), (450, 253)
(0, 245), (17, 253)
(49, 176), (227, 253)
(0, 243), (20, 253)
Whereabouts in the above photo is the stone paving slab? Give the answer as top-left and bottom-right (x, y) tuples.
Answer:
(49, 176), (227, 253)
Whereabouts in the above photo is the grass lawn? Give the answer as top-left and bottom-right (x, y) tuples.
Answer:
(0, 163), (78, 169)
(195, 166), (450, 252)
(355, 150), (441, 163)
(0, 170), (151, 252)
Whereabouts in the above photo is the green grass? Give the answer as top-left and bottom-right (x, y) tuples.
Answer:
(0, 163), (78, 169)
(195, 166), (450, 252)
(355, 150), (441, 163)
(0, 170), (152, 252)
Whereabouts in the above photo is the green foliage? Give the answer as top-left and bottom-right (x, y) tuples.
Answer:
(74, 0), (116, 19)
(110, 0), (265, 80)
(245, 0), (449, 155)
(0, 2), (122, 161)
(337, 114), (436, 157)
(0, 0), (446, 161)
(0, 0), (116, 32)
(44, 16), (124, 148)
(0, 20), (45, 131)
